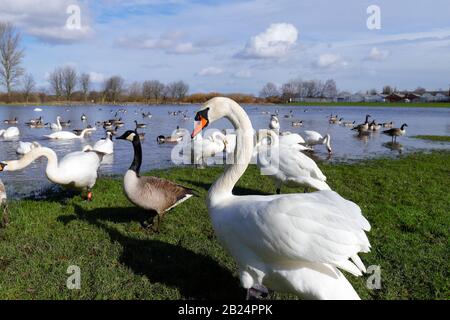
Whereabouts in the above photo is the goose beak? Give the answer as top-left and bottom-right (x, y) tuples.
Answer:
(191, 115), (208, 138)
(0, 162), (7, 172)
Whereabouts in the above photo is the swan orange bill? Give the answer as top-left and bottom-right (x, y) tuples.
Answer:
(191, 115), (208, 138)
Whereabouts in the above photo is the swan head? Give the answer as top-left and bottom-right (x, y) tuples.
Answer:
(116, 130), (139, 142)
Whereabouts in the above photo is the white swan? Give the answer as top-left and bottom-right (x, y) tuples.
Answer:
(0, 127), (20, 139)
(16, 141), (41, 155)
(50, 116), (62, 130)
(268, 115), (279, 133)
(304, 130), (332, 154)
(192, 131), (229, 167)
(0, 178), (8, 226)
(44, 127), (96, 140)
(93, 131), (114, 155)
(0, 145), (104, 200)
(255, 130), (330, 193)
(191, 97), (371, 300)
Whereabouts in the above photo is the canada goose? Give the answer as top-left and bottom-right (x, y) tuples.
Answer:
(328, 114), (338, 124)
(0, 145), (105, 201)
(4, 117), (18, 124)
(382, 121), (394, 128)
(304, 130), (332, 154)
(369, 120), (381, 131)
(352, 114), (371, 132)
(25, 116), (42, 126)
(284, 110), (294, 118)
(0, 127), (20, 139)
(382, 124), (408, 142)
(16, 141), (41, 155)
(191, 97), (370, 300)
(342, 120), (356, 127)
(93, 132), (114, 155)
(0, 178), (8, 227)
(142, 112), (152, 119)
(291, 120), (303, 127)
(116, 130), (196, 231)
(81, 113), (87, 121)
(134, 120), (146, 129)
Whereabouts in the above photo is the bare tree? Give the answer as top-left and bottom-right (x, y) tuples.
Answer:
(48, 67), (63, 99)
(382, 85), (394, 95)
(322, 79), (338, 99)
(413, 86), (426, 95)
(0, 22), (24, 96)
(167, 80), (189, 102)
(128, 81), (141, 101)
(142, 80), (165, 104)
(281, 80), (299, 101)
(61, 66), (77, 101)
(79, 73), (90, 102)
(22, 73), (35, 103)
(259, 82), (280, 99)
(103, 75), (124, 103)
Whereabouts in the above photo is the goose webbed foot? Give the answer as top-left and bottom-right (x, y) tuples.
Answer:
(246, 284), (270, 300)
(141, 214), (161, 233)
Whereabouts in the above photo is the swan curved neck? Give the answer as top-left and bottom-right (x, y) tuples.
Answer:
(208, 103), (254, 206)
(5, 147), (59, 175)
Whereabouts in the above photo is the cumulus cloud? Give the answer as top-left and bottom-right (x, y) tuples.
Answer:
(0, 0), (93, 44)
(367, 47), (390, 61)
(237, 23), (298, 59)
(197, 67), (224, 76)
(315, 53), (347, 68)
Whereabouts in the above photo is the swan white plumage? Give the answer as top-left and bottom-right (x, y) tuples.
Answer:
(0, 178), (8, 227)
(93, 131), (114, 155)
(0, 127), (20, 139)
(304, 130), (332, 154)
(191, 97), (371, 300)
(50, 116), (62, 130)
(190, 131), (228, 166)
(44, 127), (96, 140)
(0, 145), (104, 200)
(16, 141), (41, 155)
(255, 130), (330, 193)
(268, 115), (279, 133)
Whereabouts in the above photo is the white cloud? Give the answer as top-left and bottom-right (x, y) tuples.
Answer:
(89, 72), (106, 83)
(237, 23), (298, 59)
(367, 47), (390, 61)
(233, 70), (252, 78)
(197, 67), (224, 76)
(0, 0), (93, 43)
(315, 53), (347, 68)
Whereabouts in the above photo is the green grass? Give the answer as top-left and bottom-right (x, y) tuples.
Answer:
(412, 135), (450, 142)
(283, 102), (450, 108)
(0, 151), (449, 300)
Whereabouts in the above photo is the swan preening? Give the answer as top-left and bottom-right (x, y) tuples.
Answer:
(304, 130), (332, 154)
(117, 130), (195, 231)
(45, 127), (96, 140)
(0, 145), (105, 200)
(0, 127), (20, 139)
(16, 141), (41, 155)
(191, 97), (371, 300)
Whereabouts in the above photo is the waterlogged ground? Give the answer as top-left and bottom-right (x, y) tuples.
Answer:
(0, 104), (449, 197)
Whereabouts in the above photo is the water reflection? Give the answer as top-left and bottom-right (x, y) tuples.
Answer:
(383, 142), (404, 154)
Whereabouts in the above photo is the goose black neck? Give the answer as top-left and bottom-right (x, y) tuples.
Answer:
(130, 136), (142, 175)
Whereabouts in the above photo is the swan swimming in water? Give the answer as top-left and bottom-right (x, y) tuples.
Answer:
(0, 145), (105, 200)
(191, 97), (371, 300)
(0, 127), (20, 139)
(44, 127), (96, 140)
(93, 131), (114, 155)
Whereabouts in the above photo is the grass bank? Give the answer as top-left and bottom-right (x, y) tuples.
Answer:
(283, 102), (450, 108)
(0, 151), (449, 299)
(412, 135), (450, 142)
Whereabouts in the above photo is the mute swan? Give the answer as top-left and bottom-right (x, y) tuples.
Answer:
(45, 128), (96, 140)
(117, 130), (195, 232)
(382, 124), (408, 142)
(0, 178), (8, 227)
(279, 132), (306, 147)
(16, 141), (41, 155)
(191, 97), (371, 300)
(0, 145), (104, 200)
(0, 127), (20, 139)
(255, 130), (330, 194)
(190, 131), (229, 167)
(304, 131), (332, 154)
(268, 115), (279, 133)
(94, 131), (114, 155)
(50, 116), (62, 130)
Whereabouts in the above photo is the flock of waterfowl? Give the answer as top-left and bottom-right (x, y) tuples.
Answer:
(0, 97), (410, 300)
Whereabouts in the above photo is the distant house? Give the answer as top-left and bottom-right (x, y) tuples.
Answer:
(349, 93), (364, 102)
(337, 92), (351, 102)
(386, 93), (405, 102)
(434, 93), (450, 102)
(420, 93), (435, 102)
(364, 94), (386, 103)
(404, 93), (422, 102)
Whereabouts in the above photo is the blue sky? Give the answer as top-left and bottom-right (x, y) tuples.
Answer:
(1, 0), (450, 94)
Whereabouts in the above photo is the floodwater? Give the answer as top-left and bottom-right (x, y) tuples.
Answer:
(0, 104), (449, 198)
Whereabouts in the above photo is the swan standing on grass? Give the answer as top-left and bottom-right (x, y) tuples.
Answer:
(117, 130), (196, 232)
(44, 127), (96, 140)
(0, 178), (8, 227)
(0, 127), (20, 139)
(94, 131), (114, 155)
(255, 130), (330, 194)
(191, 97), (371, 300)
(16, 141), (41, 155)
(0, 145), (105, 201)
(304, 130), (332, 154)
